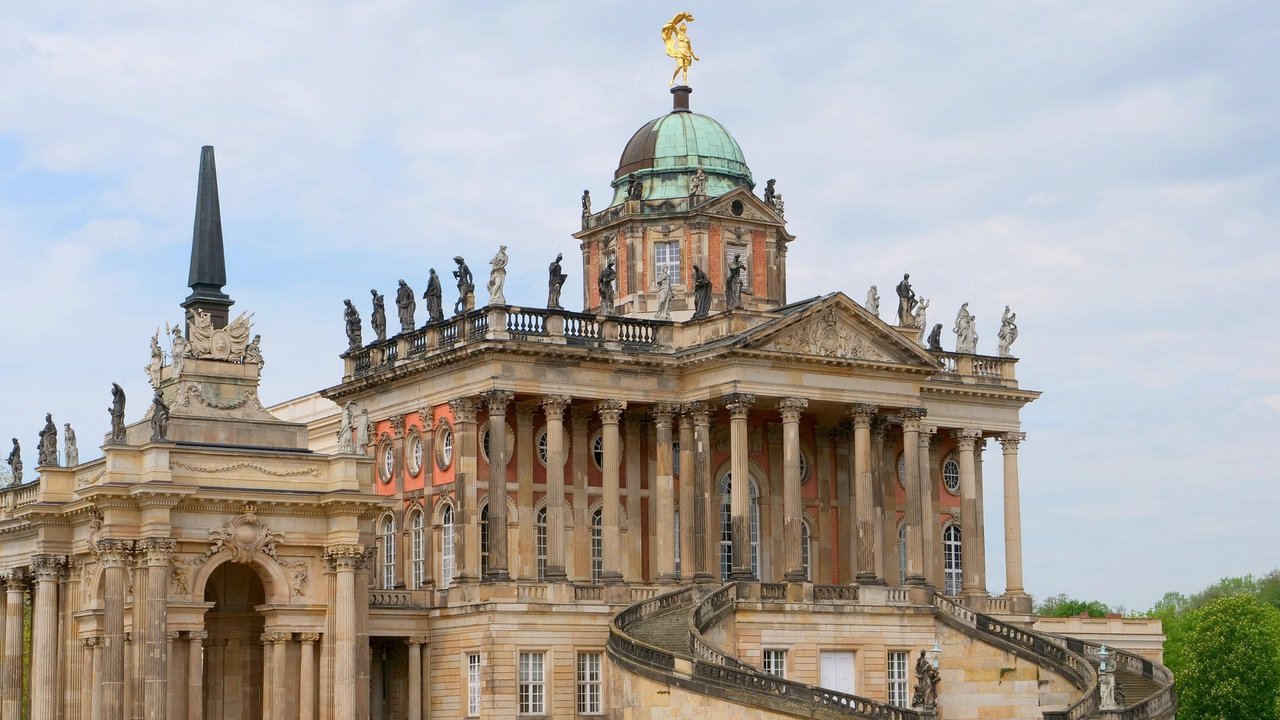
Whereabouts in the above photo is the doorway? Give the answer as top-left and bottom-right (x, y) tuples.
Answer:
(203, 563), (267, 720)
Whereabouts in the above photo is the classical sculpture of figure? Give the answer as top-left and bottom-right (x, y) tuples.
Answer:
(911, 649), (940, 710)
(997, 305), (1019, 357)
(6, 439), (21, 485)
(547, 253), (568, 309)
(896, 273), (917, 326)
(337, 402), (357, 453)
(488, 245), (509, 305)
(771, 193), (785, 216)
(954, 302), (978, 353)
(763, 178), (777, 205)
(356, 407), (372, 450)
(662, 11), (699, 87)
(912, 297), (930, 345)
(453, 256), (475, 314)
(37, 413), (57, 467)
(150, 391), (170, 442)
(655, 267), (674, 320)
(108, 382), (127, 443)
(424, 269), (444, 323)
(927, 323), (943, 352)
(691, 264), (712, 319)
(343, 299), (362, 352)
(627, 174), (643, 202)
(169, 325), (190, 376)
(396, 279), (416, 334)
(370, 289), (387, 343)
(146, 329), (164, 389)
(689, 168), (707, 196)
(865, 286), (880, 317)
(725, 253), (746, 310)
(598, 260), (617, 315)
(581, 190), (591, 218)
(244, 334), (263, 367)
(63, 423), (78, 467)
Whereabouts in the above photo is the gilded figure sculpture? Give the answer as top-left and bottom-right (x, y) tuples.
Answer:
(662, 12), (700, 87)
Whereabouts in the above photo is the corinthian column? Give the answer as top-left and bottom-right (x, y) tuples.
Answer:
(954, 429), (985, 595)
(850, 404), (880, 584)
(724, 393), (756, 580)
(686, 402), (714, 582)
(916, 424), (939, 587)
(139, 539), (174, 720)
(298, 633), (320, 720)
(900, 409), (927, 585)
(778, 398), (808, 581)
(448, 398), (480, 583)
(97, 539), (132, 720)
(652, 403), (679, 583)
(596, 400), (627, 583)
(30, 555), (64, 720)
(406, 638), (427, 720)
(187, 632), (207, 720)
(482, 390), (514, 581)
(1000, 432), (1027, 596)
(325, 544), (368, 720)
(540, 396), (571, 580)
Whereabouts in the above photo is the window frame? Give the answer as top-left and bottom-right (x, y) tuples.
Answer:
(590, 507), (604, 583)
(576, 650), (604, 715)
(653, 239), (683, 290)
(763, 648), (787, 678)
(518, 650), (547, 715)
(436, 420), (454, 470)
(410, 508), (426, 588)
(379, 513), (396, 589)
(535, 504), (548, 580)
(441, 503), (455, 589)
(887, 650), (910, 707)
(943, 522), (963, 596)
(719, 473), (760, 581)
(466, 651), (482, 717)
(942, 455), (961, 495)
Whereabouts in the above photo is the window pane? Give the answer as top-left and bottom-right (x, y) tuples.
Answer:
(591, 509), (603, 582)
(467, 653), (481, 716)
(888, 651), (909, 707)
(535, 506), (548, 580)
(577, 651), (602, 714)
(763, 649), (786, 678)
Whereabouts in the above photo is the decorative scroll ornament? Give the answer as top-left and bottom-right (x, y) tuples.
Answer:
(171, 460), (320, 478)
(186, 310), (256, 360)
(176, 382), (265, 411)
(762, 308), (889, 362)
(208, 504), (284, 562)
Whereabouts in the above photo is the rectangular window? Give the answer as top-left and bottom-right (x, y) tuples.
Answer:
(763, 649), (787, 678)
(467, 652), (482, 716)
(673, 509), (681, 577)
(887, 651), (909, 707)
(724, 244), (751, 291)
(654, 241), (681, 286)
(577, 651), (603, 714)
(441, 522), (455, 589)
(519, 651), (546, 715)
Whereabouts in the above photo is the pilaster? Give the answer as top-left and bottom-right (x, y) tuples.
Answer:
(481, 389), (513, 581)
(778, 398), (808, 582)
(595, 400), (627, 583)
(724, 393), (756, 580)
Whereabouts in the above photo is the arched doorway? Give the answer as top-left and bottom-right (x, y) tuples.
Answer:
(203, 563), (267, 720)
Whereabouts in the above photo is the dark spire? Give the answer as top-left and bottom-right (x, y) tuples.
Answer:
(182, 145), (234, 328)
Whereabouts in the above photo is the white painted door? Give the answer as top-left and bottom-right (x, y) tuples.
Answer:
(819, 651), (856, 695)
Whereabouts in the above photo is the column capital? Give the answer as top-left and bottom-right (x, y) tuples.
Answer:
(953, 428), (983, 451)
(188, 630), (209, 642)
(30, 553), (67, 581)
(918, 424), (938, 444)
(95, 538), (135, 567)
(850, 402), (878, 422)
(298, 632), (322, 644)
(595, 399), (627, 423)
(447, 397), (480, 424)
(324, 543), (371, 570)
(723, 393), (756, 419)
(138, 537), (176, 566)
(540, 394), (572, 419)
(777, 398), (809, 423)
(262, 631), (292, 644)
(406, 636), (429, 646)
(899, 407), (927, 431)
(683, 401), (710, 425)
(1000, 432), (1026, 452)
(80, 637), (99, 649)
(481, 389), (514, 415)
(166, 631), (182, 642)
(651, 402), (679, 426)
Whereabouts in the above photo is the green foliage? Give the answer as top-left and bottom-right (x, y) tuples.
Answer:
(1175, 594), (1280, 720)
(1034, 592), (1112, 618)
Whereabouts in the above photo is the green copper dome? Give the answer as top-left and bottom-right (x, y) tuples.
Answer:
(610, 100), (754, 206)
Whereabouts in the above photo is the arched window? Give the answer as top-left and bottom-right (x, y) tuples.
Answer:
(943, 524), (963, 596)
(535, 505), (548, 580)
(480, 505), (490, 578)
(898, 521), (908, 583)
(380, 514), (396, 589)
(801, 520), (813, 581)
(409, 509), (425, 588)
(590, 508), (603, 583)
(942, 456), (961, 495)
(719, 473), (760, 581)
(441, 503), (455, 589)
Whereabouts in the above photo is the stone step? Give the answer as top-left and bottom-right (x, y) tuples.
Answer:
(628, 604), (692, 654)
(1115, 670), (1162, 704)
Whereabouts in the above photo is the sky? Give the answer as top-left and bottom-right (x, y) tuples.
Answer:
(1, 2), (1277, 611)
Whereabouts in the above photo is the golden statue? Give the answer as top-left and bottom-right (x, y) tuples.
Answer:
(662, 12), (700, 87)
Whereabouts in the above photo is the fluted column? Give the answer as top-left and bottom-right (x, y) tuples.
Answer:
(139, 539), (173, 720)
(165, 632), (180, 720)
(406, 638), (427, 720)
(778, 399), (808, 581)
(448, 398), (480, 583)
(900, 409), (927, 585)
(325, 544), (367, 720)
(2, 569), (27, 718)
(96, 540), (131, 720)
(29, 554), (64, 720)
(596, 400), (627, 583)
(541, 396), (571, 580)
(954, 429), (985, 595)
(677, 410), (696, 580)
(186, 632), (206, 720)
(515, 405), (536, 579)
(850, 404), (879, 584)
(974, 438), (989, 592)
(1000, 432), (1027, 596)
(688, 403), (715, 582)
(481, 390), (513, 580)
(298, 633), (319, 720)
(268, 632), (290, 720)
(652, 404), (679, 583)
(724, 393), (756, 580)
(916, 424), (939, 586)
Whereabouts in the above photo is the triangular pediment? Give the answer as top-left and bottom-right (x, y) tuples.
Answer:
(741, 294), (940, 368)
(697, 187), (784, 225)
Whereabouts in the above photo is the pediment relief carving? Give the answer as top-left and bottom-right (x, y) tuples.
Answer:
(755, 307), (901, 363)
(702, 191), (780, 224)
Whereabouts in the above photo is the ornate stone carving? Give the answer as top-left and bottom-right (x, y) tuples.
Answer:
(37, 413), (57, 467)
(850, 403), (878, 426)
(1000, 432), (1026, 453)
(343, 300), (363, 352)
(5, 438), (21, 485)
(166, 631), (182, 642)
(30, 553), (67, 581)
(595, 399), (627, 423)
(895, 274), (916, 326)
(655, 268), (673, 321)
(169, 555), (193, 595)
(150, 391), (170, 442)
(406, 636), (429, 646)
(911, 649), (940, 710)
(170, 460), (320, 478)
(452, 256), (474, 315)
(540, 395), (572, 419)
(63, 424), (78, 467)
(424, 269), (444, 323)
(188, 630), (209, 643)
(324, 544), (370, 571)
(998, 306), (1018, 357)
(138, 538), (176, 567)
(547, 254), (568, 310)
(598, 260), (617, 316)
(262, 631), (292, 644)
(108, 383), (127, 444)
(899, 408), (927, 433)
(483, 390), (514, 417)
(146, 329), (165, 389)
(776, 398), (808, 423)
(187, 310), (255, 360)
(953, 428), (983, 451)
(95, 538), (135, 567)
(448, 398), (480, 425)
(370, 289), (387, 343)
(175, 382), (265, 412)
(682, 401), (710, 426)
(865, 286), (879, 317)
(760, 307), (889, 362)
(954, 302), (978, 354)
(723, 393), (755, 419)
(298, 632), (321, 644)
(650, 402), (679, 425)
(691, 265), (712, 319)
(487, 246), (509, 305)
(207, 504), (283, 562)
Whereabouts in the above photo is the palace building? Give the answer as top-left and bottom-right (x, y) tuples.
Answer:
(0, 78), (1173, 720)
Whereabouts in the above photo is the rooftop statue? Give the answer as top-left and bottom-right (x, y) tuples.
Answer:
(689, 168), (706, 196)
(655, 267), (673, 320)
(488, 245), (509, 305)
(896, 273), (917, 326)
(5, 439), (20, 485)
(370, 289), (387, 343)
(146, 329), (164, 389)
(168, 324), (191, 376)
(691, 264), (712, 319)
(927, 323), (943, 352)
(627, 173), (643, 202)
(954, 302), (978, 354)
(865, 286), (880, 317)
(63, 423), (78, 467)
(453, 256), (475, 314)
(911, 649), (940, 710)
(725, 253), (746, 310)
(662, 12), (699, 87)
(37, 413), (57, 467)
(547, 253), (568, 310)
(997, 305), (1019, 357)
(912, 297), (930, 346)
(244, 334), (263, 367)
(424, 269), (444, 323)
(396, 279), (416, 334)
(763, 178), (777, 205)
(581, 190), (591, 218)
(150, 390), (170, 442)
(108, 382), (127, 443)
(343, 299), (362, 352)
(337, 401), (357, 454)
(598, 260), (617, 316)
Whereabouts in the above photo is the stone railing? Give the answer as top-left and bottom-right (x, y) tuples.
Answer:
(814, 584), (860, 602)
(574, 585), (603, 601)
(344, 306), (672, 380)
(929, 350), (1018, 387)
(1047, 635), (1177, 720)
(0, 480), (42, 517)
(934, 593), (1099, 720)
(582, 196), (698, 231)
(516, 584), (548, 601)
(367, 589), (435, 608)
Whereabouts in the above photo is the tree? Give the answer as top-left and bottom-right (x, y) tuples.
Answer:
(1176, 594), (1280, 720)
(1035, 593), (1112, 618)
